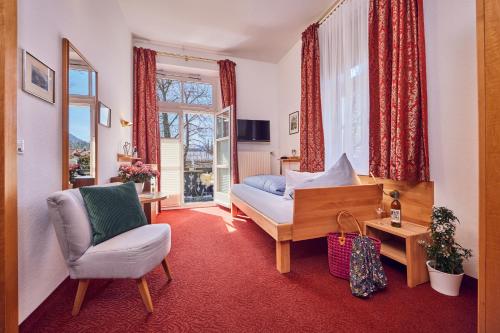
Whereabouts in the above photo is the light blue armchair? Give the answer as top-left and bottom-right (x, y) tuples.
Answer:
(47, 187), (172, 315)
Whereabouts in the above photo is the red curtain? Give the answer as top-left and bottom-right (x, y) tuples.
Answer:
(132, 47), (160, 184)
(218, 59), (239, 184)
(300, 23), (325, 172)
(368, 0), (429, 182)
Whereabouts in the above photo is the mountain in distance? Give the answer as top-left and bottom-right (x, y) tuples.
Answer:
(69, 133), (90, 150)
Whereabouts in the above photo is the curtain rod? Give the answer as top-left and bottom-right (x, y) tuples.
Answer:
(317, 0), (347, 25)
(156, 50), (219, 64)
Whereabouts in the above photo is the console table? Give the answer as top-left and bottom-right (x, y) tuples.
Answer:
(363, 218), (430, 288)
(279, 157), (300, 175)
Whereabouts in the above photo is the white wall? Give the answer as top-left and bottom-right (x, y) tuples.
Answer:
(278, 41), (302, 158)
(424, 0), (478, 277)
(135, 41), (281, 174)
(276, 1), (479, 277)
(18, 0), (132, 322)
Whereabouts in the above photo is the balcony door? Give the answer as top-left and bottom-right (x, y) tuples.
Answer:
(157, 73), (219, 208)
(214, 106), (232, 207)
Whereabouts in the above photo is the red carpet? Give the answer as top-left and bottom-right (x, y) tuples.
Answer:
(21, 207), (477, 333)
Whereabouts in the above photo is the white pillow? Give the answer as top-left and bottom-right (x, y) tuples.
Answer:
(283, 170), (323, 200)
(295, 153), (361, 191)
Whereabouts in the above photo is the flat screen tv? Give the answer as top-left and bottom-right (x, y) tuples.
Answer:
(237, 119), (270, 142)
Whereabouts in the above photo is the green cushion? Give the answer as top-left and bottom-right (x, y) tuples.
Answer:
(79, 182), (147, 245)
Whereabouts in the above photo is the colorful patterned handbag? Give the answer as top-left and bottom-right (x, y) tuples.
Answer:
(350, 235), (388, 297)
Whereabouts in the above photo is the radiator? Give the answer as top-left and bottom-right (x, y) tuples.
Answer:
(238, 151), (272, 180)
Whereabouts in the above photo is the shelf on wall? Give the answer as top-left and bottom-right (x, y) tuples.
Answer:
(117, 154), (141, 163)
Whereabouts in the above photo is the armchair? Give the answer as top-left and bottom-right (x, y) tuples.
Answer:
(47, 187), (172, 315)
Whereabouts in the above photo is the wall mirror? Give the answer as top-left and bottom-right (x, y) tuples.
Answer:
(62, 38), (98, 189)
(98, 102), (111, 127)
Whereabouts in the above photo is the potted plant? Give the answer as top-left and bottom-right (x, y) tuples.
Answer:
(118, 161), (159, 193)
(420, 207), (472, 296)
(69, 163), (81, 188)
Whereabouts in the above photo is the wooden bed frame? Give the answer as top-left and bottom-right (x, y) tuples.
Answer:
(230, 184), (382, 273)
(231, 176), (434, 273)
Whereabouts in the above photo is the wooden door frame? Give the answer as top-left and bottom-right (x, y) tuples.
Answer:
(0, 0), (18, 331)
(477, 0), (500, 331)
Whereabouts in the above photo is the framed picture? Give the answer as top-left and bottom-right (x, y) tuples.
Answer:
(22, 50), (55, 104)
(99, 102), (111, 127)
(289, 111), (299, 135)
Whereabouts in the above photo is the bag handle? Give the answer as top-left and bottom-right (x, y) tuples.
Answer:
(336, 210), (363, 246)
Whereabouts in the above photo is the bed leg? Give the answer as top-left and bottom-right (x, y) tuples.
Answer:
(276, 240), (291, 273)
(231, 203), (239, 217)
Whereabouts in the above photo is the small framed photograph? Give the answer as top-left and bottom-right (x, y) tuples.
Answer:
(22, 50), (55, 104)
(99, 102), (111, 127)
(289, 111), (299, 135)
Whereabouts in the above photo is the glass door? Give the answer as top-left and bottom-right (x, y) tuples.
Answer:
(214, 106), (232, 207)
(182, 112), (214, 204)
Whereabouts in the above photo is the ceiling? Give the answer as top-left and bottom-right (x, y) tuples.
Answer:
(117, 0), (332, 63)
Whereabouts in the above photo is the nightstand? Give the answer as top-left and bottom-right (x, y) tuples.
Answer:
(363, 218), (430, 287)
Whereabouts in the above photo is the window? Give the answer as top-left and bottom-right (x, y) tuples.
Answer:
(159, 112), (180, 139)
(157, 78), (181, 103)
(69, 67), (96, 97)
(319, 0), (369, 174)
(156, 78), (213, 106)
(157, 73), (218, 206)
(183, 81), (212, 105)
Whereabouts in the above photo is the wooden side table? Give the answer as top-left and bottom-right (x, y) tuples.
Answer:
(139, 192), (168, 224)
(279, 157), (300, 175)
(363, 218), (430, 288)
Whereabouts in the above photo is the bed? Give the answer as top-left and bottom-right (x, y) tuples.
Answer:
(230, 181), (382, 273)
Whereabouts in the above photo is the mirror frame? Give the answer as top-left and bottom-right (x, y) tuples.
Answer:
(62, 38), (99, 190)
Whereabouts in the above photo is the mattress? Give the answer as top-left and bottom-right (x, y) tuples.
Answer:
(231, 184), (293, 224)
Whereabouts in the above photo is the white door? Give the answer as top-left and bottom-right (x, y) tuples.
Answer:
(214, 106), (232, 207)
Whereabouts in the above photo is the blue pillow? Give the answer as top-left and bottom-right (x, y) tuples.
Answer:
(243, 175), (286, 196)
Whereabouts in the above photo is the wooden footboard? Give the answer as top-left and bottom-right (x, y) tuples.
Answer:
(230, 184), (382, 273)
(292, 184), (381, 241)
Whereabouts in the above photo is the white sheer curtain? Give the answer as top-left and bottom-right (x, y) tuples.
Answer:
(319, 0), (369, 174)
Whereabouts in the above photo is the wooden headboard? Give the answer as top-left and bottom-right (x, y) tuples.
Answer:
(359, 176), (434, 226)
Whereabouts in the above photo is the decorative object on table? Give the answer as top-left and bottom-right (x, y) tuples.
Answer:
(22, 50), (55, 104)
(327, 210), (382, 280)
(419, 206), (472, 296)
(289, 111), (299, 135)
(133, 146), (138, 158)
(118, 161), (159, 194)
(350, 233), (388, 298)
(69, 163), (81, 186)
(120, 118), (133, 127)
(291, 149), (297, 157)
(390, 190), (402, 227)
(376, 204), (385, 219)
(123, 141), (131, 156)
(98, 102), (111, 127)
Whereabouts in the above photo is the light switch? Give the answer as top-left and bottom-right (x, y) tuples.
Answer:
(17, 140), (24, 154)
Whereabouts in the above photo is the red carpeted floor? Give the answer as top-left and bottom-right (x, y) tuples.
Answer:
(21, 207), (477, 333)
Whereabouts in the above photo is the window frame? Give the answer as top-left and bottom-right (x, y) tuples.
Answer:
(156, 73), (219, 113)
(157, 72), (220, 208)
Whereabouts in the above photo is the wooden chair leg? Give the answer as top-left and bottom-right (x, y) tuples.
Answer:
(72, 279), (89, 316)
(136, 277), (154, 313)
(231, 203), (239, 217)
(162, 258), (172, 281)
(276, 240), (291, 273)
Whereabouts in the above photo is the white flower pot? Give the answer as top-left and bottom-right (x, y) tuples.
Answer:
(427, 260), (464, 296)
(134, 182), (144, 194)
